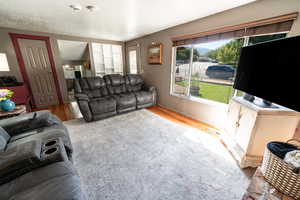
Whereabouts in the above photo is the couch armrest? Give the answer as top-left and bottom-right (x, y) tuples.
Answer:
(0, 138), (69, 185)
(76, 100), (93, 122)
(147, 86), (156, 93)
(75, 93), (89, 101)
(0, 140), (42, 184)
(142, 84), (158, 105)
(0, 111), (61, 136)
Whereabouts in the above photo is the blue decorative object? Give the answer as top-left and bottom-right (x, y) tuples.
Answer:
(0, 99), (16, 112)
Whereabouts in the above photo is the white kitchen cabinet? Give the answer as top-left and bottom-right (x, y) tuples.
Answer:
(221, 97), (300, 168)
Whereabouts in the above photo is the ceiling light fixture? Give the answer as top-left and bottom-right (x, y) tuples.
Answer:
(86, 5), (98, 12)
(69, 4), (82, 11)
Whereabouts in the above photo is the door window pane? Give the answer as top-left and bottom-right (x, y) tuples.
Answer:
(129, 50), (138, 74)
(112, 45), (123, 73)
(92, 43), (105, 76)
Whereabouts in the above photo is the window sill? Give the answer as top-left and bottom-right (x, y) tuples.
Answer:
(170, 93), (229, 109)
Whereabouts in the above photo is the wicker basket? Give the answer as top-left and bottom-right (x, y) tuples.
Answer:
(261, 139), (300, 199)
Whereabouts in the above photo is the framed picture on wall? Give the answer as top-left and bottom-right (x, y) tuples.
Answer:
(148, 43), (163, 64)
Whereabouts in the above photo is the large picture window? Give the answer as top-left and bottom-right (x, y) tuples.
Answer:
(171, 33), (286, 104)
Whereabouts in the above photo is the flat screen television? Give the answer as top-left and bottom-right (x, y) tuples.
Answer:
(233, 35), (300, 112)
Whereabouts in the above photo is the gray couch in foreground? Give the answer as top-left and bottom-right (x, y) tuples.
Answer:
(0, 111), (86, 200)
(74, 74), (157, 122)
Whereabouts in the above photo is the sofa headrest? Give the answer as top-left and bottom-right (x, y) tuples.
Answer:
(126, 74), (143, 85)
(86, 77), (105, 89)
(75, 77), (106, 93)
(104, 74), (125, 86)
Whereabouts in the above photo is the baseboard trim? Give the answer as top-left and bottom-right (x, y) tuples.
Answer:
(157, 104), (215, 128)
(156, 104), (218, 133)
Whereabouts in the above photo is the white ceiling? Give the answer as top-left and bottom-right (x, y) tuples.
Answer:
(58, 40), (88, 61)
(0, 0), (255, 41)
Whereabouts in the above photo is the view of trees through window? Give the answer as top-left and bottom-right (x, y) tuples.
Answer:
(173, 33), (286, 104)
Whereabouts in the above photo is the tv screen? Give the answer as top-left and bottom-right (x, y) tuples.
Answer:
(233, 35), (300, 112)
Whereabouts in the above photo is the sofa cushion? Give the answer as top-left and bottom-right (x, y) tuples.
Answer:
(135, 91), (153, 105)
(114, 93), (136, 110)
(89, 97), (117, 115)
(0, 127), (10, 151)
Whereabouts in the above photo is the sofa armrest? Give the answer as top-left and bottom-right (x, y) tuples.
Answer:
(0, 138), (69, 185)
(142, 84), (158, 105)
(76, 100), (93, 122)
(75, 93), (90, 101)
(142, 84), (155, 92)
(147, 86), (156, 93)
(0, 140), (42, 184)
(0, 111), (61, 136)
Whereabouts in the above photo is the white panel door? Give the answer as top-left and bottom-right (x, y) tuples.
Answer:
(19, 38), (59, 107)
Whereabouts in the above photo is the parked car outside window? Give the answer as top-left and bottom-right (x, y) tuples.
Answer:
(205, 65), (236, 80)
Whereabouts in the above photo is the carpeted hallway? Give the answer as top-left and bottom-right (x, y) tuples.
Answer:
(64, 109), (251, 200)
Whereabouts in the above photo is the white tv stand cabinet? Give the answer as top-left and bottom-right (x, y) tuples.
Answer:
(221, 97), (300, 168)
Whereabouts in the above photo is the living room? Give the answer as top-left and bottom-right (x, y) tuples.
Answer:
(0, 0), (300, 199)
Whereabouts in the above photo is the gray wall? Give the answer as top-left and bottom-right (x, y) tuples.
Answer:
(125, 0), (300, 128)
(0, 27), (125, 104)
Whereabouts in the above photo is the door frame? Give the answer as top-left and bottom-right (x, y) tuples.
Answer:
(9, 33), (63, 107)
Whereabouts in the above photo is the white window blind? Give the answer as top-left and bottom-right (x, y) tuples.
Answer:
(92, 43), (123, 76)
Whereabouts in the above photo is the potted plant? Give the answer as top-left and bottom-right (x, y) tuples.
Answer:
(0, 89), (15, 112)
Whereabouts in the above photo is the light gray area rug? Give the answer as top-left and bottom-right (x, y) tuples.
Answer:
(64, 109), (250, 200)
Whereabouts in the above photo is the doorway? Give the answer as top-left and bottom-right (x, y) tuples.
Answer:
(10, 33), (63, 108)
(57, 40), (92, 101)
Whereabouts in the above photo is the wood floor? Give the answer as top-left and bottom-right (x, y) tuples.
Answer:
(33, 103), (218, 133)
(32, 102), (81, 121)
